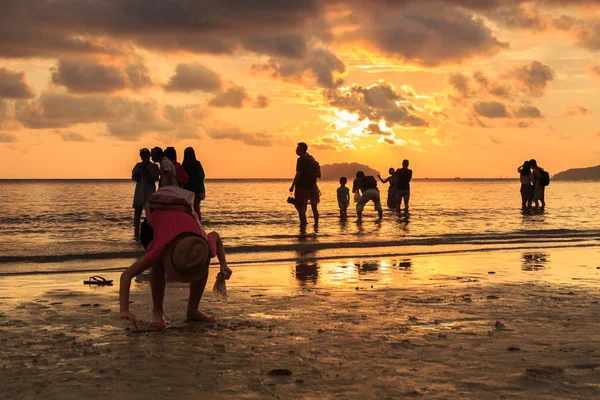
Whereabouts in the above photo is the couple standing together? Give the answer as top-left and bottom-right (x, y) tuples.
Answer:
(131, 146), (206, 239)
(518, 159), (548, 209)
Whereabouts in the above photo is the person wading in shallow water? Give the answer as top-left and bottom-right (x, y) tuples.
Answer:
(131, 148), (160, 240)
(395, 159), (412, 213)
(289, 142), (320, 227)
(378, 167), (398, 209)
(530, 159), (547, 209)
(355, 173), (383, 222)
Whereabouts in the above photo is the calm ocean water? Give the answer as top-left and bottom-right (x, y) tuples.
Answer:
(1, 179), (599, 267)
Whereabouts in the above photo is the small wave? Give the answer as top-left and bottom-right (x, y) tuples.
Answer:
(0, 229), (598, 265)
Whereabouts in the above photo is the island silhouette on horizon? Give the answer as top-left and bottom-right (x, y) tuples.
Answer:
(320, 163), (381, 180)
(553, 165), (600, 181)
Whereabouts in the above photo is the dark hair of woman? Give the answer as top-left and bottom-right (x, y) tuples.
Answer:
(182, 147), (199, 169)
(520, 161), (531, 175)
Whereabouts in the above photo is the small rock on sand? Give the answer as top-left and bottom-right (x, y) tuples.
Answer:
(495, 321), (506, 330)
(507, 346), (521, 352)
(269, 369), (292, 376)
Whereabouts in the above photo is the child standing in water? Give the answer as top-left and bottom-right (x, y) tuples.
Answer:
(337, 177), (350, 219)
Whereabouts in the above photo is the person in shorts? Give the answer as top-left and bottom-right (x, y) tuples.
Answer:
(356, 175), (383, 222)
(395, 159), (413, 213)
(119, 187), (232, 329)
(289, 142), (320, 227)
(131, 148), (159, 239)
(337, 177), (350, 219)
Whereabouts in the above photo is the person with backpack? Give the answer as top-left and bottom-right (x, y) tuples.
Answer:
(164, 147), (189, 187)
(530, 159), (548, 208)
(289, 142), (319, 227)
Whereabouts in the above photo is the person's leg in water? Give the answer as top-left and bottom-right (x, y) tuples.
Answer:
(133, 206), (143, 239)
(374, 191), (383, 220)
(403, 191), (410, 213)
(193, 194), (202, 222)
(311, 203), (319, 226)
(294, 187), (308, 226)
(356, 193), (368, 222)
(150, 262), (167, 327)
(520, 186), (528, 209)
(187, 231), (231, 322)
(540, 189), (546, 208)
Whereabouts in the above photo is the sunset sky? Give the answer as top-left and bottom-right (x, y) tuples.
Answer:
(1, 0), (600, 178)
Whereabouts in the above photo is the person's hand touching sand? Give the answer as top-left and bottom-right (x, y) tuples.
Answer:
(120, 309), (139, 329)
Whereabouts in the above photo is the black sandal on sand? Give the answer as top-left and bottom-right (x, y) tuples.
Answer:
(83, 276), (114, 286)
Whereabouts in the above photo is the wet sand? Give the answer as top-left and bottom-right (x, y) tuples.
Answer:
(1, 248), (600, 399)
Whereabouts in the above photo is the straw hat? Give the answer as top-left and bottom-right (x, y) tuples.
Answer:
(162, 232), (210, 283)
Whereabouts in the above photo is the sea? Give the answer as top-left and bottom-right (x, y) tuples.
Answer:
(1, 179), (599, 273)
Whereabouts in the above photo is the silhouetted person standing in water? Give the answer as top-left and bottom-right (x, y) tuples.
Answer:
(355, 172), (383, 222)
(518, 161), (533, 209)
(131, 148), (159, 240)
(378, 167), (398, 209)
(289, 142), (320, 227)
(182, 147), (206, 221)
(395, 160), (412, 213)
(530, 159), (546, 208)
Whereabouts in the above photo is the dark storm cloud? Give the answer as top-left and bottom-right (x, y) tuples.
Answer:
(473, 101), (510, 118)
(206, 125), (283, 147)
(0, 68), (35, 99)
(14, 91), (202, 140)
(0, 0), (323, 58)
(164, 63), (223, 93)
(354, 3), (508, 66)
(51, 60), (125, 93)
(506, 61), (554, 97)
(209, 86), (249, 108)
(254, 48), (346, 88)
(51, 58), (153, 93)
(327, 81), (429, 127)
(513, 105), (542, 118)
(208, 86), (270, 108)
(242, 34), (308, 59)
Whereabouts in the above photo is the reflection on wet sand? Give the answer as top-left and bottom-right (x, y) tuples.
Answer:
(522, 252), (549, 271)
(294, 262), (319, 285)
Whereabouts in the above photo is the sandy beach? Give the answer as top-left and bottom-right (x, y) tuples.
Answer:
(1, 248), (600, 399)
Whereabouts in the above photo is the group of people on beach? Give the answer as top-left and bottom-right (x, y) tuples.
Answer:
(121, 144), (549, 329)
(131, 146), (206, 239)
(290, 142), (412, 225)
(518, 159), (549, 209)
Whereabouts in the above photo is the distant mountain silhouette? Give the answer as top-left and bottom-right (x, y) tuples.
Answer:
(320, 163), (381, 180)
(553, 165), (600, 181)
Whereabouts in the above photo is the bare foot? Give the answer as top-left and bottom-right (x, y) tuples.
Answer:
(186, 310), (216, 322)
(151, 310), (167, 328)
